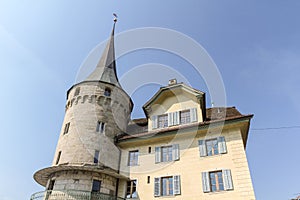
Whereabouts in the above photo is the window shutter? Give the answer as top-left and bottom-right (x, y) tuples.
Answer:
(168, 112), (173, 126)
(223, 169), (233, 190)
(201, 172), (210, 193)
(190, 108), (198, 122)
(173, 144), (180, 161)
(173, 175), (181, 195)
(155, 147), (161, 163)
(198, 140), (207, 157)
(152, 115), (158, 129)
(173, 111), (180, 125)
(154, 177), (161, 197)
(218, 136), (227, 154)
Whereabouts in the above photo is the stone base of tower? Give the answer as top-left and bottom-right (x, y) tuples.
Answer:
(32, 165), (128, 200)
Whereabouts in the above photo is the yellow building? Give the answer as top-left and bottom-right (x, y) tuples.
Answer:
(31, 19), (255, 200)
(116, 80), (255, 200)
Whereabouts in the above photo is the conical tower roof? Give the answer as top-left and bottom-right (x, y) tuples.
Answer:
(85, 19), (120, 87)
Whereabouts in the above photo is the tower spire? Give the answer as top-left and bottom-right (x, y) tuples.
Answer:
(85, 14), (120, 87)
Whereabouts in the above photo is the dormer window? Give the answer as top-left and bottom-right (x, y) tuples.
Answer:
(180, 110), (190, 124)
(158, 114), (168, 128)
(104, 88), (111, 96)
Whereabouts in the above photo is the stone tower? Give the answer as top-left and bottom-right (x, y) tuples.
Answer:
(32, 18), (133, 199)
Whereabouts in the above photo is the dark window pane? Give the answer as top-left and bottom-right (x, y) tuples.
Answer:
(94, 150), (99, 163)
(92, 180), (101, 192)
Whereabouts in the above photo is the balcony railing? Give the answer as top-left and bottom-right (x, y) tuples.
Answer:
(30, 190), (126, 200)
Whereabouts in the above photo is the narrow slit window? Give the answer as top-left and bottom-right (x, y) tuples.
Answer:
(94, 150), (99, 164)
(48, 180), (55, 190)
(63, 122), (70, 135)
(147, 176), (150, 184)
(96, 121), (105, 133)
(148, 147), (151, 154)
(56, 151), (61, 165)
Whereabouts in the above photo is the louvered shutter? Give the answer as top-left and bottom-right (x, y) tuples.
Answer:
(223, 169), (233, 190)
(198, 140), (207, 157)
(155, 147), (161, 163)
(190, 108), (198, 122)
(173, 175), (181, 195)
(218, 136), (227, 154)
(152, 115), (158, 129)
(154, 177), (161, 196)
(168, 112), (173, 126)
(173, 111), (180, 125)
(173, 144), (180, 161)
(201, 172), (210, 193)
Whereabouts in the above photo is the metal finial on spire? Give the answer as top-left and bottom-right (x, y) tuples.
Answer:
(113, 13), (118, 23)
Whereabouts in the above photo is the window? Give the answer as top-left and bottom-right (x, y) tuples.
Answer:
(161, 146), (173, 162)
(96, 121), (105, 133)
(202, 169), (233, 193)
(198, 136), (227, 157)
(206, 139), (219, 156)
(148, 147), (151, 154)
(151, 108), (198, 129)
(104, 88), (111, 96)
(55, 151), (61, 165)
(126, 180), (137, 198)
(158, 114), (168, 128)
(162, 177), (173, 196)
(155, 144), (179, 163)
(128, 150), (139, 166)
(94, 150), (99, 164)
(74, 87), (80, 96)
(147, 176), (150, 184)
(48, 180), (55, 190)
(180, 110), (190, 124)
(92, 180), (101, 192)
(63, 122), (70, 135)
(154, 175), (181, 197)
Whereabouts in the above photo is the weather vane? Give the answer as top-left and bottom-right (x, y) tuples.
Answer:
(113, 13), (118, 23)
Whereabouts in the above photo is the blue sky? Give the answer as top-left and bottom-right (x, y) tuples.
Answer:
(0, 1), (300, 199)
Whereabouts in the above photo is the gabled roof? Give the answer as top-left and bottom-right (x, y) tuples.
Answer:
(84, 20), (121, 87)
(143, 83), (205, 117)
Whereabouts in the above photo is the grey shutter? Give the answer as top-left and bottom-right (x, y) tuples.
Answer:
(154, 177), (161, 196)
(173, 111), (180, 125)
(155, 147), (161, 163)
(168, 112), (173, 126)
(152, 115), (158, 129)
(173, 144), (180, 161)
(218, 136), (227, 154)
(198, 140), (207, 157)
(201, 172), (210, 193)
(190, 108), (198, 122)
(223, 169), (233, 190)
(173, 175), (181, 195)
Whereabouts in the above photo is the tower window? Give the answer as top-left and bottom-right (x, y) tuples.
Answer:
(74, 87), (80, 96)
(56, 151), (61, 165)
(104, 88), (111, 96)
(148, 147), (151, 154)
(96, 121), (105, 133)
(63, 122), (70, 135)
(48, 180), (55, 190)
(94, 150), (99, 163)
(147, 176), (150, 184)
(92, 180), (101, 192)
(126, 180), (137, 198)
